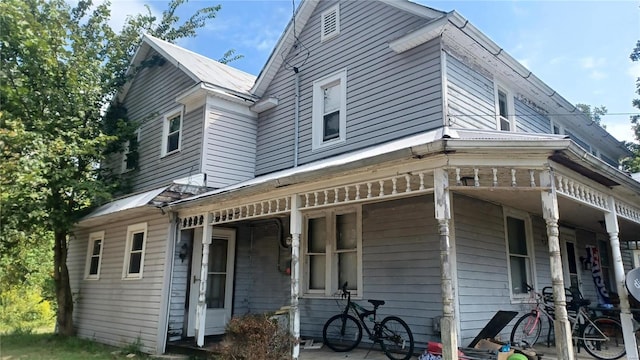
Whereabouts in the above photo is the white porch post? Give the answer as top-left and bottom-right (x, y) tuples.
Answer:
(196, 217), (212, 347)
(605, 196), (639, 360)
(290, 195), (302, 360)
(433, 168), (458, 360)
(540, 170), (574, 359)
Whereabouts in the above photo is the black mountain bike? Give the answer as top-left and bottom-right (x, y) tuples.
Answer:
(322, 282), (415, 360)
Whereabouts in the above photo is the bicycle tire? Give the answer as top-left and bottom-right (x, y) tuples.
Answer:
(582, 316), (625, 360)
(378, 316), (415, 360)
(323, 313), (363, 352)
(510, 312), (542, 348)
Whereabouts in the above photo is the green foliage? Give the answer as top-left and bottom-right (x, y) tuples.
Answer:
(0, 0), (232, 336)
(122, 335), (145, 355)
(219, 314), (294, 360)
(575, 103), (607, 128)
(0, 287), (55, 334)
(625, 40), (640, 173)
(1, 332), (151, 359)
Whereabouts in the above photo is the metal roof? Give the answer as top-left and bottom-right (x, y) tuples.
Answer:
(143, 34), (256, 96)
(169, 127), (571, 207)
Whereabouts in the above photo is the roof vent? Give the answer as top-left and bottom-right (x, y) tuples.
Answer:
(321, 5), (340, 42)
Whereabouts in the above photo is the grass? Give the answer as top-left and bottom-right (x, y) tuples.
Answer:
(0, 332), (151, 359)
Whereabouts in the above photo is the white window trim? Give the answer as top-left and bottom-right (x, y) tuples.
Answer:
(161, 107), (183, 157)
(503, 207), (536, 302)
(301, 206), (363, 298)
(312, 69), (347, 150)
(84, 231), (105, 280)
(320, 4), (340, 42)
(122, 128), (140, 173)
(122, 223), (148, 280)
(494, 83), (516, 132)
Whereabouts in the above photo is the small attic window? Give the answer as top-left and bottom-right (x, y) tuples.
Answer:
(321, 4), (340, 42)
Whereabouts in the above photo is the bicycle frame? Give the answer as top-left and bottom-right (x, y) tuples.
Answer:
(520, 290), (616, 348)
(339, 287), (381, 341)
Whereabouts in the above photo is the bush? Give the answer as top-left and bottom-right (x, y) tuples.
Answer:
(219, 314), (294, 360)
(0, 287), (54, 334)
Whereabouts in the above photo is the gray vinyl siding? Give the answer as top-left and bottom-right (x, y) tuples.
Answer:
(118, 50), (202, 192)
(446, 55), (496, 130)
(453, 195), (519, 345)
(447, 54), (552, 134)
(203, 105), (257, 188)
(296, 196), (441, 346)
(255, 0), (442, 175)
(230, 221), (290, 319)
(515, 98), (551, 134)
(68, 211), (171, 354)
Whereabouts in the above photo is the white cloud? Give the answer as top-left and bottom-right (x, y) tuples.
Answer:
(580, 56), (606, 70)
(589, 70), (607, 80)
(605, 121), (635, 143)
(109, 0), (159, 32)
(629, 62), (640, 80)
(518, 58), (531, 69)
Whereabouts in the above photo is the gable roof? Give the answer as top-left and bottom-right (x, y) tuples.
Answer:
(119, 34), (256, 102)
(250, 0), (445, 96)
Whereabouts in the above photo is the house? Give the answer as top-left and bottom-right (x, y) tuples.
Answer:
(68, 0), (640, 359)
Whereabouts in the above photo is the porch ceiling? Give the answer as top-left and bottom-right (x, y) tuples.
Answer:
(453, 189), (640, 242)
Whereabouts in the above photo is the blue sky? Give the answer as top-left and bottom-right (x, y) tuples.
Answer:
(113, 0), (640, 143)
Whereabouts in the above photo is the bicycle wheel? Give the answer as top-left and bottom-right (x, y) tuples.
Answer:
(582, 317), (625, 360)
(378, 316), (415, 360)
(510, 312), (542, 348)
(323, 314), (362, 352)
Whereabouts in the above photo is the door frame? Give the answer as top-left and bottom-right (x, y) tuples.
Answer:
(186, 227), (236, 336)
(559, 227), (582, 294)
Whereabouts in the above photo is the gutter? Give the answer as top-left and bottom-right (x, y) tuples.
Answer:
(176, 82), (258, 106)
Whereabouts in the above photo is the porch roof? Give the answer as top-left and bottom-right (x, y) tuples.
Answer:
(168, 128), (575, 210)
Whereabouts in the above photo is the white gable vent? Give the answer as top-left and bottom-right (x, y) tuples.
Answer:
(321, 4), (340, 42)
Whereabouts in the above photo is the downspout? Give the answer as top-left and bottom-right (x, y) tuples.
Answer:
(293, 67), (300, 167)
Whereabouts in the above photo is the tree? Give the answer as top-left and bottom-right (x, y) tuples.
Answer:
(0, 0), (232, 336)
(622, 40), (640, 173)
(575, 103), (608, 127)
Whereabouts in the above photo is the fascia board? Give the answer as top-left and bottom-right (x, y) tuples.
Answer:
(141, 34), (200, 84)
(443, 138), (572, 152)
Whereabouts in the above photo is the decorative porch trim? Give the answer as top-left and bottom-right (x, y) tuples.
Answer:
(298, 171), (434, 210)
(450, 167), (542, 188)
(210, 197), (291, 225)
(179, 214), (206, 229)
(615, 200), (640, 225)
(553, 172), (610, 212)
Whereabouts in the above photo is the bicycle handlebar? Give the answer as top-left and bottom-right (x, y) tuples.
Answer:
(341, 281), (349, 299)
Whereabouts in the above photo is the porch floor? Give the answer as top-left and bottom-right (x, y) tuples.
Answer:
(298, 344), (625, 359)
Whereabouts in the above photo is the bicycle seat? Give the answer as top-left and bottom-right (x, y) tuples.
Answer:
(369, 299), (385, 307)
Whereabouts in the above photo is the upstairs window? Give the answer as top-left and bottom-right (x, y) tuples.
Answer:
(162, 108), (183, 157)
(504, 209), (534, 299)
(122, 129), (140, 172)
(303, 207), (362, 297)
(312, 69), (347, 149)
(85, 231), (104, 280)
(123, 223), (147, 279)
(321, 4), (340, 42)
(495, 84), (515, 131)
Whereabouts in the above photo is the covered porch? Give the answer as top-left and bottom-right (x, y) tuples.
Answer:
(165, 129), (640, 360)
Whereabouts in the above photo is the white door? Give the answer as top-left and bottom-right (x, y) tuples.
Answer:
(187, 227), (236, 336)
(560, 228), (582, 294)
